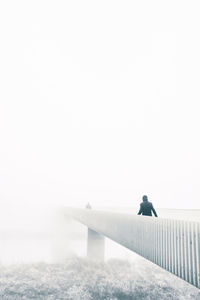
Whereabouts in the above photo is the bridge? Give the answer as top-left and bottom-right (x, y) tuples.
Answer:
(64, 208), (200, 289)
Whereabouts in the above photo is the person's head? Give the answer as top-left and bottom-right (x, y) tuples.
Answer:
(142, 195), (148, 202)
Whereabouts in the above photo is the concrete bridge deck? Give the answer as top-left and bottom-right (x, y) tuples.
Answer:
(64, 208), (200, 289)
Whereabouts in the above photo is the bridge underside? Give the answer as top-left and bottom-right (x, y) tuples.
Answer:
(87, 228), (105, 260)
(64, 208), (200, 289)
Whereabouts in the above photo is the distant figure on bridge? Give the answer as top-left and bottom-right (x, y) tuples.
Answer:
(85, 202), (92, 209)
(137, 195), (158, 217)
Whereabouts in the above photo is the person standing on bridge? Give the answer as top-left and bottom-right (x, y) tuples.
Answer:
(137, 195), (158, 217)
(85, 202), (92, 209)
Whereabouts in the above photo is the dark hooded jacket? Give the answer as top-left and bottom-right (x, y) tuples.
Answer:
(138, 200), (158, 217)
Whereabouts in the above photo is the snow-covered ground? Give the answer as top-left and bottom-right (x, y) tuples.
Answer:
(0, 257), (199, 300)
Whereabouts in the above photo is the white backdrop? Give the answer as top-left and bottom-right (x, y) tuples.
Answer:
(0, 0), (200, 225)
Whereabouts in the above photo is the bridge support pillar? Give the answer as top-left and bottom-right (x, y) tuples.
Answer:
(87, 228), (105, 261)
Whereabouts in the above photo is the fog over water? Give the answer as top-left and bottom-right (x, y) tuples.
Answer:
(0, 206), (199, 264)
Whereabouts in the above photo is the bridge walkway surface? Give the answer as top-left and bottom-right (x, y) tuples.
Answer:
(64, 208), (200, 289)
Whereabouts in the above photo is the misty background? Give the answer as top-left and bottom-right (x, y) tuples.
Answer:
(0, 0), (200, 265)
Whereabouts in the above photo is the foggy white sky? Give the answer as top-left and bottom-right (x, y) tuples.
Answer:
(0, 0), (200, 210)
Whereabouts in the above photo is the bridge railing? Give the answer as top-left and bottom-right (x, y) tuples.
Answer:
(64, 208), (200, 289)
